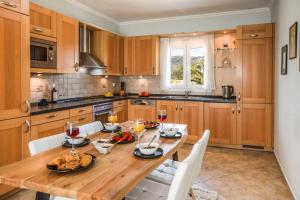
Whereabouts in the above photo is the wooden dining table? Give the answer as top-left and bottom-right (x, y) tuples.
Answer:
(0, 122), (187, 200)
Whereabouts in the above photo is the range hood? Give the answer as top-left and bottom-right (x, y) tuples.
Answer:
(79, 24), (106, 75)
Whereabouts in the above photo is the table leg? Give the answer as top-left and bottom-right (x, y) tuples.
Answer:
(172, 151), (179, 161)
(36, 192), (50, 200)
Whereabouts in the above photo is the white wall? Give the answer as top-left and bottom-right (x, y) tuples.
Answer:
(272, 0), (300, 199)
(119, 8), (271, 36)
(31, 0), (119, 34)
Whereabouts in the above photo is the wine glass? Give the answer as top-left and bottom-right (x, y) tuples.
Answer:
(66, 121), (80, 153)
(108, 111), (118, 138)
(158, 110), (167, 132)
(134, 119), (145, 147)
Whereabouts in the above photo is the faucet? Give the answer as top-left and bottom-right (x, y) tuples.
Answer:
(184, 90), (192, 97)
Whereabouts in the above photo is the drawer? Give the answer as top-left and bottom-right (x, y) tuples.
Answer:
(237, 23), (273, 39)
(70, 106), (93, 117)
(31, 110), (69, 125)
(70, 113), (93, 126)
(31, 118), (68, 140)
(113, 100), (127, 108)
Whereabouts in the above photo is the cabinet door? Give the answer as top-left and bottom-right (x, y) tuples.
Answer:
(242, 38), (273, 104)
(113, 105), (127, 123)
(0, 0), (29, 15)
(56, 14), (79, 73)
(70, 113), (93, 126)
(31, 119), (68, 140)
(124, 37), (135, 75)
(0, 8), (30, 121)
(103, 31), (119, 75)
(0, 117), (30, 196)
(204, 103), (237, 145)
(30, 3), (56, 38)
(135, 36), (159, 75)
(238, 104), (272, 148)
(180, 102), (204, 142)
(156, 100), (180, 123)
(117, 36), (124, 75)
(128, 105), (156, 121)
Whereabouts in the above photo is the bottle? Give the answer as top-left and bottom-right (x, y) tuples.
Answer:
(51, 84), (58, 103)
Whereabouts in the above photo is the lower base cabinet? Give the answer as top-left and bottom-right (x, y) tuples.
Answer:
(113, 105), (128, 123)
(31, 119), (69, 140)
(238, 103), (273, 148)
(204, 103), (237, 145)
(128, 104), (156, 121)
(70, 113), (93, 126)
(0, 117), (30, 196)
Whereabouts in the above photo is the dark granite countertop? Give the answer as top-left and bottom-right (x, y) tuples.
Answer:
(30, 94), (236, 115)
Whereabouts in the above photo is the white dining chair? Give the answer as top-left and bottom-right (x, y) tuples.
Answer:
(79, 121), (103, 136)
(146, 130), (210, 185)
(126, 130), (210, 200)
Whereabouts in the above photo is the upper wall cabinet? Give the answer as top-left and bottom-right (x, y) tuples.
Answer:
(30, 3), (56, 38)
(56, 14), (79, 73)
(0, 7), (30, 121)
(237, 23), (273, 40)
(124, 37), (135, 75)
(0, 0), (29, 15)
(135, 36), (160, 75)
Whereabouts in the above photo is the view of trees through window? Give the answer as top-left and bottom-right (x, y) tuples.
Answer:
(170, 47), (205, 87)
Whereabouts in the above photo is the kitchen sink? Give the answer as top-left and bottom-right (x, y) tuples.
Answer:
(162, 96), (203, 100)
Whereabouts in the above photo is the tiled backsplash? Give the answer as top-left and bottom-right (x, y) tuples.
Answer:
(31, 74), (120, 103)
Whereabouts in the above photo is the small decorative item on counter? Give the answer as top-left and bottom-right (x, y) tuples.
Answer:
(51, 83), (58, 103)
(120, 81), (126, 96)
(138, 91), (150, 97)
(104, 92), (114, 98)
(38, 99), (49, 106)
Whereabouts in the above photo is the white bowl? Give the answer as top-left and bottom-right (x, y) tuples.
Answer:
(104, 123), (119, 131)
(95, 143), (113, 154)
(138, 142), (159, 155)
(67, 137), (85, 145)
(163, 128), (179, 136)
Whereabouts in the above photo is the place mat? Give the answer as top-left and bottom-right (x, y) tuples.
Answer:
(160, 132), (182, 139)
(133, 148), (163, 159)
(63, 138), (91, 148)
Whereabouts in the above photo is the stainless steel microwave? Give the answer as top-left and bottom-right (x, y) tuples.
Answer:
(30, 37), (57, 69)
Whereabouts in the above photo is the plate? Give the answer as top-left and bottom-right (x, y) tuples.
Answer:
(102, 126), (122, 133)
(63, 138), (91, 148)
(144, 121), (160, 129)
(160, 132), (182, 139)
(110, 137), (135, 144)
(133, 148), (164, 159)
(47, 154), (96, 174)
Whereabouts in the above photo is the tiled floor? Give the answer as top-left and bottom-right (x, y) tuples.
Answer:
(3, 146), (294, 200)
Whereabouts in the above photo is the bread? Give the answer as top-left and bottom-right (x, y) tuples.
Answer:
(48, 153), (93, 171)
(47, 155), (65, 167)
(80, 154), (92, 168)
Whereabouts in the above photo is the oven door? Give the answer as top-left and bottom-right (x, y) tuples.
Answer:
(30, 38), (57, 69)
(94, 111), (110, 123)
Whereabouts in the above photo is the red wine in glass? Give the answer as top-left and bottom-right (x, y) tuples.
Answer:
(67, 127), (80, 138)
(158, 114), (167, 122)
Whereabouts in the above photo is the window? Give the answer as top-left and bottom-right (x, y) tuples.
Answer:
(160, 35), (215, 92)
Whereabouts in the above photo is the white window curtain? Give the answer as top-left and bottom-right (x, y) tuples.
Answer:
(160, 34), (215, 93)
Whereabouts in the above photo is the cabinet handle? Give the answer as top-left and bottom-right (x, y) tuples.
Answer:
(75, 62), (79, 72)
(124, 67), (127, 74)
(47, 114), (57, 119)
(24, 120), (30, 133)
(237, 93), (241, 102)
(180, 105), (183, 111)
(78, 109), (85, 113)
(78, 117), (86, 121)
(249, 34), (258, 38)
(24, 100), (30, 113)
(175, 104), (178, 111)
(232, 107), (235, 114)
(33, 28), (44, 33)
(153, 67), (155, 75)
(237, 105), (241, 114)
(0, 1), (17, 8)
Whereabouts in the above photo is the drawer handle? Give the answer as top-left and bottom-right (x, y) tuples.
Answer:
(0, 1), (17, 8)
(249, 34), (258, 38)
(78, 109), (85, 113)
(78, 117), (86, 121)
(47, 114), (58, 119)
(33, 28), (44, 33)
(24, 120), (30, 133)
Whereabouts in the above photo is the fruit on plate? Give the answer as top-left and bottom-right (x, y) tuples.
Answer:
(144, 121), (160, 129)
(104, 92), (113, 97)
(111, 131), (134, 142)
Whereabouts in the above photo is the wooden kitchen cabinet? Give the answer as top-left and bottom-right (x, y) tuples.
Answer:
(103, 31), (120, 75)
(0, 0), (29, 15)
(113, 105), (128, 123)
(0, 117), (30, 196)
(0, 8), (30, 121)
(124, 37), (135, 75)
(70, 113), (93, 126)
(128, 104), (156, 122)
(237, 103), (272, 148)
(30, 3), (56, 38)
(135, 36), (159, 75)
(237, 23), (273, 40)
(241, 38), (273, 104)
(156, 100), (203, 143)
(204, 103), (237, 145)
(31, 118), (69, 140)
(56, 14), (79, 73)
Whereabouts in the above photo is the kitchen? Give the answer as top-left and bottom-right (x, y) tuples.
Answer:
(0, 0), (299, 200)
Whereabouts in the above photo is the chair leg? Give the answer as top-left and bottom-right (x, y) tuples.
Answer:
(35, 192), (50, 200)
(172, 151), (179, 161)
(189, 188), (196, 200)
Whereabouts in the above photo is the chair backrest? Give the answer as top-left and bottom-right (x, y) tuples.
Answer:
(80, 121), (103, 136)
(28, 133), (66, 156)
(167, 130), (210, 200)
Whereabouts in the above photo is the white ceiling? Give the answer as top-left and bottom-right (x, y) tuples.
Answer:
(71, 0), (273, 23)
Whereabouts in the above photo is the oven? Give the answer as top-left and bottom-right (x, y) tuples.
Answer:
(93, 102), (113, 123)
(30, 37), (57, 69)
